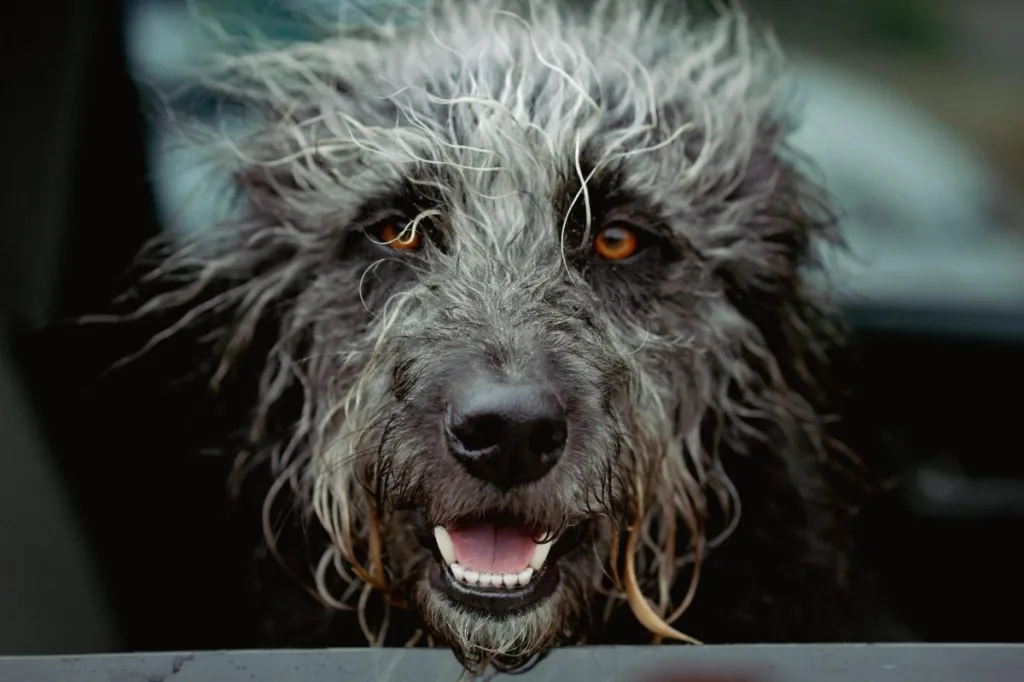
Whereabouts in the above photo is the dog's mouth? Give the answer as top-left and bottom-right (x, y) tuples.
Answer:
(422, 515), (589, 615)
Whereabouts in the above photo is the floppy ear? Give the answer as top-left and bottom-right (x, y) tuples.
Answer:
(719, 113), (838, 288)
(147, 28), (406, 235)
(703, 107), (842, 359)
(716, 117), (867, 519)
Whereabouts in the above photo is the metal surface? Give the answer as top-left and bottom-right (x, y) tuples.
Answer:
(1, 645), (1021, 681)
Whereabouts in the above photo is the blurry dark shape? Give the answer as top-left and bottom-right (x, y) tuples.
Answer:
(742, 0), (950, 52)
(0, 0), (137, 656)
(0, 0), (88, 323)
(851, 0), (948, 49)
(905, 459), (1024, 520)
(4, 0), (253, 656)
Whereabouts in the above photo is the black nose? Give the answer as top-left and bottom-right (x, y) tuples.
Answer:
(445, 381), (567, 489)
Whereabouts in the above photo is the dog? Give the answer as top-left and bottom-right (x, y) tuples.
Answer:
(108, 0), (906, 673)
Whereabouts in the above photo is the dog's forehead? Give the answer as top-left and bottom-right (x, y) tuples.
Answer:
(329, 3), (782, 236)
(336, 36), (648, 243)
(272, 1), (786, 259)
(365, 7), (670, 147)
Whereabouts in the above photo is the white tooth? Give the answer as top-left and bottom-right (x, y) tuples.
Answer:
(450, 563), (465, 581)
(517, 567), (534, 584)
(464, 569), (480, 585)
(489, 573), (504, 588)
(502, 573), (519, 588)
(529, 540), (552, 570)
(433, 527), (456, 565)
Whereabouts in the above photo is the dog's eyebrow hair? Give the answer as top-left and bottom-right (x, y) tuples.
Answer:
(554, 150), (670, 244)
(349, 178), (445, 224)
(555, 151), (613, 230)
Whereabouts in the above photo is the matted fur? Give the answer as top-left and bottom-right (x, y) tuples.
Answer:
(102, 0), (894, 674)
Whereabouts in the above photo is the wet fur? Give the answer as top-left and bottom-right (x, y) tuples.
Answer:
(105, 0), (904, 674)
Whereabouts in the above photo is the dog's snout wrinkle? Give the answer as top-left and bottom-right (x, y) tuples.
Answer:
(445, 381), (567, 489)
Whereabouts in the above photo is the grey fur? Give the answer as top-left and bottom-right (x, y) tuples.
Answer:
(113, 0), (875, 674)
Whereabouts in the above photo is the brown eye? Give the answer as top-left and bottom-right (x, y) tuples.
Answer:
(378, 221), (422, 251)
(593, 224), (639, 260)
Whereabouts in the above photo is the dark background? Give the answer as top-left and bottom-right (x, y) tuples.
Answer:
(0, 0), (1021, 655)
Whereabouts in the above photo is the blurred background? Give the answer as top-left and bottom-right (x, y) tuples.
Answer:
(1, 0), (1022, 657)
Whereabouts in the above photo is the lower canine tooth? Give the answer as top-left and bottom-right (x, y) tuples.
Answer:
(464, 569), (480, 585)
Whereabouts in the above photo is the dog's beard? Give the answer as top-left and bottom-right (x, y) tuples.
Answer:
(415, 563), (573, 669)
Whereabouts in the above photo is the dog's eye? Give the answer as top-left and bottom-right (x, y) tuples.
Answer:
(374, 220), (422, 251)
(593, 223), (640, 261)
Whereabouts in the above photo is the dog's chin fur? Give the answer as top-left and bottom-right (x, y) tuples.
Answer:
(416, 580), (569, 671)
(99, 0), (909, 673)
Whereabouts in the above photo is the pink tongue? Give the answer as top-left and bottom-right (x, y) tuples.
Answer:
(447, 523), (537, 574)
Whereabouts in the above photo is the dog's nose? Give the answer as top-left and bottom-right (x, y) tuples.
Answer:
(445, 382), (567, 489)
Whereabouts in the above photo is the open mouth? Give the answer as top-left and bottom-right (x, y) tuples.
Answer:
(424, 517), (588, 615)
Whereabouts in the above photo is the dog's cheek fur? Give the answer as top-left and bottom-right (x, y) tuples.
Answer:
(568, 86), (864, 638)
(414, 563), (591, 673)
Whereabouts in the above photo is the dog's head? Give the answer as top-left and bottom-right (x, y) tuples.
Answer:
(126, 0), (851, 672)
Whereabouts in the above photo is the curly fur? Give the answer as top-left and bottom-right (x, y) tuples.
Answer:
(99, 0), (902, 674)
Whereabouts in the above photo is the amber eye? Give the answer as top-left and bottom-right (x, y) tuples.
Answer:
(378, 221), (422, 251)
(593, 224), (639, 260)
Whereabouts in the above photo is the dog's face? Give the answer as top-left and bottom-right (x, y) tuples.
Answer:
(143, 0), (839, 671)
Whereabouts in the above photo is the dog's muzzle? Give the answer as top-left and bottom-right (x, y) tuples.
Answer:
(420, 375), (582, 613)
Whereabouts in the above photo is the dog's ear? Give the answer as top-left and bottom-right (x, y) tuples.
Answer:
(715, 111), (837, 299)
(205, 60), (399, 225)
(704, 109), (844, 394)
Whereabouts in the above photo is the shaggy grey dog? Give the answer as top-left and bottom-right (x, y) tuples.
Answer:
(110, 0), (901, 674)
